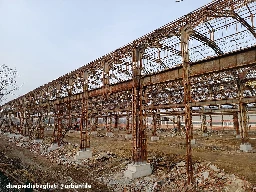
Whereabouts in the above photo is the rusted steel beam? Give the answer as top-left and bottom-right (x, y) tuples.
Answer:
(209, 115), (212, 131)
(80, 71), (90, 150)
(152, 110), (157, 136)
(19, 47), (256, 110)
(126, 112), (131, 134)
(181, 25), (193, 185)
(202, 115), (207, 133)
(233, 112), (240, 135)
(132, 48), (147, 163)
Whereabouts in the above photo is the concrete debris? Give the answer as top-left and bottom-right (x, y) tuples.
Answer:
(95, 160), (253, 192)
(1, 132), (254, 191)
(176, 161), (186, 167)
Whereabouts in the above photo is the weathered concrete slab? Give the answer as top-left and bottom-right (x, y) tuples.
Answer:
(74, 150), (92, 160)
(124, 163), (152, 179)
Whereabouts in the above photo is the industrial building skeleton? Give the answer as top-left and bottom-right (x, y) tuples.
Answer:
(1, 0), (256, 185)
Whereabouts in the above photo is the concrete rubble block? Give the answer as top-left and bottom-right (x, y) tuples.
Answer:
(47, 143), (59, 152)
(74, 149), (92, 160)
(203, 171), (209, 180)
(12, 134), (23, 139)
(236, 135), (242, 139)
(106, 132), (114, 137)
(33, 139), (43, 143)
(240, 143), (252, 152)
(191, 139), (196, 145)
(125, 134), (132, 140)
(124, 163), (152, 179)
(16, 143), (23, 147)
(7, 133), (16, 138)
(176, 161), (186, 167)
(202, 133), (208, 137)
(3, 132), (10, 135)
(196, 178), (202, 185)
(209, 164), (220, 172)
(46, 127), (53, 131)
(21, 137), (30, 142)
(90, 131), (98, 136)
(150, 136), (159, 141)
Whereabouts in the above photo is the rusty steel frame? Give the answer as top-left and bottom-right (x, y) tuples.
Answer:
(1, 0), (256, 185)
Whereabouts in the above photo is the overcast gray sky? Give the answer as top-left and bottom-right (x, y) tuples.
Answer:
(0, 0), (212, 103)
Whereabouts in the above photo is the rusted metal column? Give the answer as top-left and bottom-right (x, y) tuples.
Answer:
(126, 112), (131, 134)
(103, 61), (110, 98)
(221, 114), (224, 132)
(52, 84), (63, 145)
(114, 114), (118, 130)
(67, 80), (73, 130)
(202, 114), (207, 133)
(56, 104), (63, 146)
(80, 71), (90, 150)
(152, 110), (157, 136)
(181, 25), (193, 185)
(7, 112), (12, 133)
(172, 116), (175, 129)
(25, 108), (33, 139)
(24, 111), (29, 136)
(92, 116), (98, 131)
(35, 94), (44, 140)
(239, 103), (248, 143)
(35, 111), (44, 139)
(17, 103), (24, 135)
(233, 112), (240, 135)
(104, 116), (108, 131)
(132, 47), (147, 163)
(177, 115), (181, 132)
(109, 115), (113, 132)
(209, 115), (212, 131)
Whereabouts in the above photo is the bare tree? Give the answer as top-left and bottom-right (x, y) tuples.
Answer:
(0, 64), (18, 104)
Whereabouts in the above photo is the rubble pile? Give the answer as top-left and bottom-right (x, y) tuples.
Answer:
(97, 161), (253, 192)
(1, 132), (254, 191)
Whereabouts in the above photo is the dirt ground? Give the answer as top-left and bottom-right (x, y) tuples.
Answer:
(66, 129), (256, 184)
(0, 128), (256, 191)
(0, 134), (111, 192)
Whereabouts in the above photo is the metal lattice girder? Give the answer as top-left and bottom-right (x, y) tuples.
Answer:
(1, 0), (256, 185)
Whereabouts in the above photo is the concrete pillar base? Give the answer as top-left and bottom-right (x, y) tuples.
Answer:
(74, 149), (92, 160)
(125, 134), (132, 140)
(21, 136), (29, 142)
(191, 139), (196, 145)
(47, 143), (59, 152)
(7, 133), (17, 138)
(33, 139), (43, 143)
(90, 131), (98, 136)
(106, 132), (114, 137)
(151, 136), (159, 141)
(12, 134), (23, 139)
(124, 163), (152, 179)
(236, 135), (242, 139)
(240, 143), (252, 152)
(46, 127), (53, 131)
